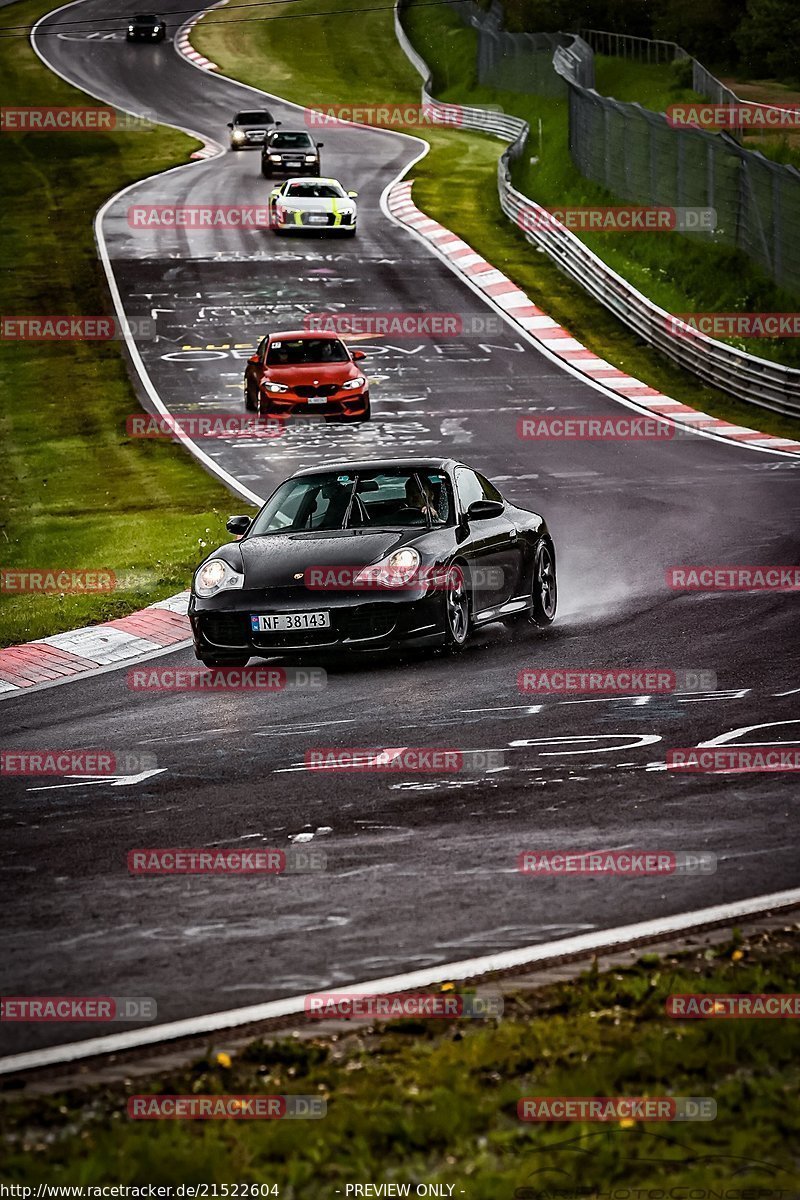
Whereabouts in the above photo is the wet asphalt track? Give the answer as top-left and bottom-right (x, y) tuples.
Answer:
(1, 0), (799, 1055)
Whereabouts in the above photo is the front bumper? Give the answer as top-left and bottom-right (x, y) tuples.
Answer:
(260, 387), (369, 420)
(262, 162), (320, 177)
(274, 212), (356, 233)
(190, 587), (446, 656)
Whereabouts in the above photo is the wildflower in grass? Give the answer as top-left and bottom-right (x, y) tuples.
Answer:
(216, 1051), (232, 1069)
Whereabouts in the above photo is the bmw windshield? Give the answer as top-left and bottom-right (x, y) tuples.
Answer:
(247, 471), (453, 535)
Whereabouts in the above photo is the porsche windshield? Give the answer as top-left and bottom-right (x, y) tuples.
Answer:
(248, 471), (453, 534)
(265, 338), (349, 365)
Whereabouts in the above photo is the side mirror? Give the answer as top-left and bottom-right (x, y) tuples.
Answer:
(226, 122), (233, 128)
(275, 120), (282, 127)
(226, 515), (251, 536)
(351, 349), (366, 361)
(317, 141), (324, 148)
(247, 354), (260, 364)
(347, 190), (358, 198)
(466, 499), (504, 521)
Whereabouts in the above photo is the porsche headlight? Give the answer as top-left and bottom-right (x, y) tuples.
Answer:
(354, 547), (421, 589)
(341, 375), (366, 390)
(194, 558), (245, 598)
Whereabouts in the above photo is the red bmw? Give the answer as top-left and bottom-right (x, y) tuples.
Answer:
(244, 330), (370, 422)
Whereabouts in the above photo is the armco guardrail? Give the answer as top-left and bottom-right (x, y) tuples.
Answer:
(394, 0), (800, 418)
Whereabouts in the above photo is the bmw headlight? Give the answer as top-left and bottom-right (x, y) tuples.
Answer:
(354, 547), (421, 589)
(194, 559), (245, 598)
(341, 375), (366, 390)
(264, 381), (289, 394)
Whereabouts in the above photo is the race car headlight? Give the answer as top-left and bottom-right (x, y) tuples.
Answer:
(354, 547), (421, 589)
(341, 375), (366, 390)
(264, 382), (289, 393)
(304, 154), (317, 163)
(194, 559), (245, 598)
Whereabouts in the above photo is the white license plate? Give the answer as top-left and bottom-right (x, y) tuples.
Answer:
(307, 214), (328, 224)
(307, 396), (327, 404)
(251, 611), (330, 632)
(285, 161), (301, 168)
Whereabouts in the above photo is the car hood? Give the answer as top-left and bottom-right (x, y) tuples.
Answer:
(264, 363), (361, 384)
(238, 530), (423, 587)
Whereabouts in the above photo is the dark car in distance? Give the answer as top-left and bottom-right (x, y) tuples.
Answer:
(261, 130), (323, 178)
(126, 13), (166, 40)
(189, 459), (557, 666)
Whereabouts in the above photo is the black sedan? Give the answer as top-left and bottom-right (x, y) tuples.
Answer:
(189, 459), (557, 666)
(126, 13), (166, 40)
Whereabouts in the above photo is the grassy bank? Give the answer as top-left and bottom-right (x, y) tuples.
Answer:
(0, 0), (245, 648)
(404, 0), (800, 374)
(193, 0), (799, 439)
(2, 926), (799, 1192)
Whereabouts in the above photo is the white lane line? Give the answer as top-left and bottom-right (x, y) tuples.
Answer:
(2, 887), (798, 1075)
(30, 3), (256, 510)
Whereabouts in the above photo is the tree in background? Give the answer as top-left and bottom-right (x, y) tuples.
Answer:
(734, 0), (800, 82)
(653, 0), (747, 68)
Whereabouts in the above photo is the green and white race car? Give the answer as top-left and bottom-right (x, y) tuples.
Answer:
(268, 178), (358, 236)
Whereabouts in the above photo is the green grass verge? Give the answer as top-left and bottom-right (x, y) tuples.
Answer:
(405, 1), (800, 376)
(2, 928), (799, 1192)
(193, 0), (799, 439)
(0, 0), (253, 649)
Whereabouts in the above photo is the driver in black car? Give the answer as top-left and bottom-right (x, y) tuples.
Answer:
(403, 476), (436, 523)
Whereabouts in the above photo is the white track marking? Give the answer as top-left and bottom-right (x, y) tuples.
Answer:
(2, 887), (798, 1075)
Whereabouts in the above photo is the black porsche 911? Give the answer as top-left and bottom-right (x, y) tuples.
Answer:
(126, 13), (166, 40)
(189, 459), (557, 666)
